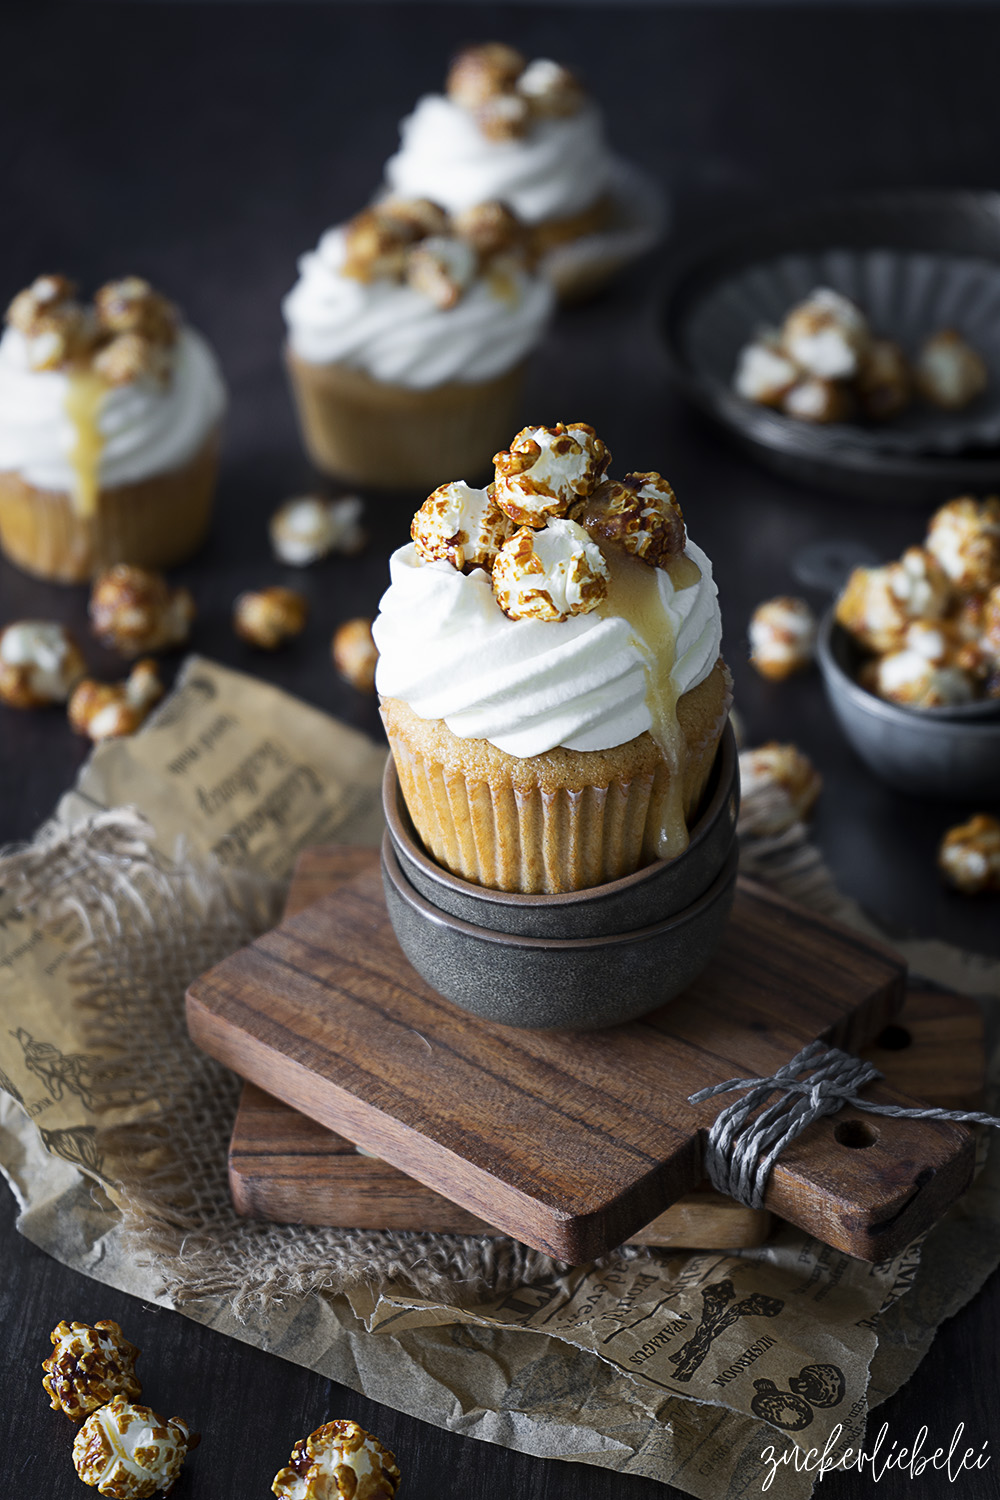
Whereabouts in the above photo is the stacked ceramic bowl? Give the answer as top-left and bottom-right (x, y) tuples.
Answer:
(380, 725), (740, 1030)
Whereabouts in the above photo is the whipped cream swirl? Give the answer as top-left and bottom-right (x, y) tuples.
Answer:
(0, 326), (226, 493)
(283, 227), (553, 386)
(384, 95), (615, 224)
(373, 537), (723, 757)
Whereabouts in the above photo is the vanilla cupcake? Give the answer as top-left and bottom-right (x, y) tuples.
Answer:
(382, 44), (665, 301)
(282, 199), (554, 489)
(0, 275), (226, 583)
(373, 422), (729, 894)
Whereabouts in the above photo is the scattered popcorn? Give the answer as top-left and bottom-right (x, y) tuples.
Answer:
(574, 472), (685, 568)
(493, 518), (609, 621)
(42, 1320), (141, 1422)
(69, 659), (164, 741)
(332, 618), (379, 693)
(89, 566), (195, 656)
(748, 597), (817, 680)
(446, 42), (526, 109)
(270, 495), (366, 566)
(738, 743), (822, 834)
(493, 422), (610, 527)
(938, 814), (1000, 894)
(855, 339), (912, 421)
(781, 288), (871, 381)
(233, 587), (308, 649)
(0, 621), (86, 707)
(516, 57), (584, 117)
(732, 333), (799, 408)
(781, 377), (853, 424)
(411, 480), (513, 571)
(405, 235), (478, 309)
(863, 649), (975, 709)
(925, 496), (1000, 593)
(72, 1395), (198, 1498)
(272, 1420), (400, 1500)
(915, 329), (988, 410)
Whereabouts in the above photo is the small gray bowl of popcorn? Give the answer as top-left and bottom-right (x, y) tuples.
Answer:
(817, 496), (1000, 798)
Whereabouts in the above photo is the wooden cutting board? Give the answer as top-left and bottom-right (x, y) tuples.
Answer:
(187, 847), (976, 1262)
(227, 849), (985, 1251)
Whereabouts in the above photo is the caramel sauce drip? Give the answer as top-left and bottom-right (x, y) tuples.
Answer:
(64, 368), (107, 518)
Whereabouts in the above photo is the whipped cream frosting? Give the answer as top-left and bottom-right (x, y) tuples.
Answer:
(384, 95), (615, 224)
(0, 326), (225, 494)
(373, 535), (722, 757)
(283, 227), (553, 386)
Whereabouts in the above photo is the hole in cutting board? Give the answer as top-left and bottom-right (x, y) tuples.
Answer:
(873, 1024), (912, 1052)
(834, 1119), (880, 1150)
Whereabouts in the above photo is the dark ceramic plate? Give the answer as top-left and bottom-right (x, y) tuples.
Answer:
(660, 190), (1000, 501)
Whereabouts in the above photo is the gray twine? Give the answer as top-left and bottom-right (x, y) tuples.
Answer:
(688, 1039), (1000, 1210)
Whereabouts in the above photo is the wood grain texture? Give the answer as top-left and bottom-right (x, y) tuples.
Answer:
(187, 848), (975, 1263)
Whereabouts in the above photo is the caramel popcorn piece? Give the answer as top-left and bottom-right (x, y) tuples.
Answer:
(272, 1419), (400, 1500)
(373, 197), (449, 241)
(855, 338), (912, 421)
(233, 586), (307, 649)
(42, 1320), (141, 1422)
(476, 92), (533, 141)
(738, 743), (822, 834)
(575, 472), (685, 568)
(405, 235), (477, 309)
(270, 494), (366, 566)
(915, 329), (988, 410)
(0, 621), (86, 707)
(867, 648), (975, 709)
(733, 332), (799, 408)
(446, 42), (526, 109)
(493, 518), (609, 621)
(781, 377), (853, 424)
(836, 548), (951, 654)
(92, 332), (172, 387)
(89, 566), (195, 657)
(342, 208), (416, 283)
(411, 480), (514, 572)
(94, 277), (178, 346)
(494, 422), (610, 527)
(938, 814), (1000, 895)
(780, 288), (871, 380)
(332, 618), (379, 693)
(69, 659), (164, 741)
(5, 273), (95, 371)
(748, 597), (817, 680)
(73, 1395), (198, 1498)
(925, 496), (1000, 593)
(453, 200), (525, 261)
(516, 57), (585, 117)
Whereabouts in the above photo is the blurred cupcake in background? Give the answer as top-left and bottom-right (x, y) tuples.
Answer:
(0, 275), (226, 583)
(282, 198), (554, 489)
(382, 42), (666, 301)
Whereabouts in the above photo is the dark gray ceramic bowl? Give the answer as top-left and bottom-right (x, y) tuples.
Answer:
(381, 833), (739, 1030)
(817, 608), (1000, 799)
(383, 725), (739, 940)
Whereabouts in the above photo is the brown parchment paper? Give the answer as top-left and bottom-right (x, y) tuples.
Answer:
(1, 656), (999, 1500)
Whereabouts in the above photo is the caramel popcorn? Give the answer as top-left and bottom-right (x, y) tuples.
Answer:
(342, 208), (417, 283)
(69, 659), (164, 741)
(405, 235), (477, 309)
(732, 333), (799, 408)
(94, 278), (178, 346)
(446, 42), (526, 109)
(494, 422), (610, 527)
(938, 814), (1000, 894)
(72, 1395), (198, 1498)
(453, 201), (525, 261)
(738, 743), (822, 834)
(748, 597), (817, 680)
(6, 273), (180, 382)
(864, 648), (975, 709)
(89, 566), (195, 657)
(0, 621), (86, 707)
(574, 472), (685, 568)
(516, 57), (585, 117)
(925, 496), (1000, 593)
(270, 494), (366, 566)
(915, 329), (988, 410)
(233, 587), (307, 649)
(780, 288), (871, 381)
(836, 548), (950, 654)
(475, 92), (532, 141)
(272, 1419), (400, 1500)
(855, 338), (912, 421)
(411, 480), (513, 571)
(6, 274), (95, 371)
(92, 332), (172, 387)
(42, 1320), (141, 1422)
(332, 618), (379, 693)
(781, 376), (853, 424)
(493, 518), (609, 621)
(379, 197), (450, 240)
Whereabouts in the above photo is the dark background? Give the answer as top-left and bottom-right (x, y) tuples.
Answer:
(1, 5), (999, 1498)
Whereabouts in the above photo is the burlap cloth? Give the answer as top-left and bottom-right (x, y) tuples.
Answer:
(2, 656), (998, 1498)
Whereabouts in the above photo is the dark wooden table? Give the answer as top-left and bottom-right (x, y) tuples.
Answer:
(2, 5), (999, 1496)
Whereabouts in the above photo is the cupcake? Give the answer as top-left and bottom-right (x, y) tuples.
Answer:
(381, 43), (666, 301)
(0, 275), (226, 583)
(282, 199), (554, 489)
(373, 422), (729, 894)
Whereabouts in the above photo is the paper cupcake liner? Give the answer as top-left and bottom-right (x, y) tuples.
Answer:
(687, 246), (1000, 455)
(542, 158), (669, 303)
(285, 350), (527, 490)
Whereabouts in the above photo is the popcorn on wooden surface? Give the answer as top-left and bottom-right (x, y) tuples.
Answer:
(915, 329), (988, 410)
(493, 421), (610, 527)
(748, 596), (817, 680)
(89, 566), (195, 657)
(492, 517), (609, 621)
(738, 743), (822, 834)
(411, 480), (513, 572)
(574, 473), (685, 569)
(272, 1419), (400, 1500)
(332, 618), (379, 693)
(42, 1320), (141, 1422)
(233, 587), (308, 649)
(72, 1395), (198, 1498)
(69, 659), (164, 741)
(269, 495), (366, 566)
(0, 621), (86, 707)
(938, 813), (1000, 894)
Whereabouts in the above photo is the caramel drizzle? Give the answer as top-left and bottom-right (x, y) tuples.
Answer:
(64, 368), (107, 518)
